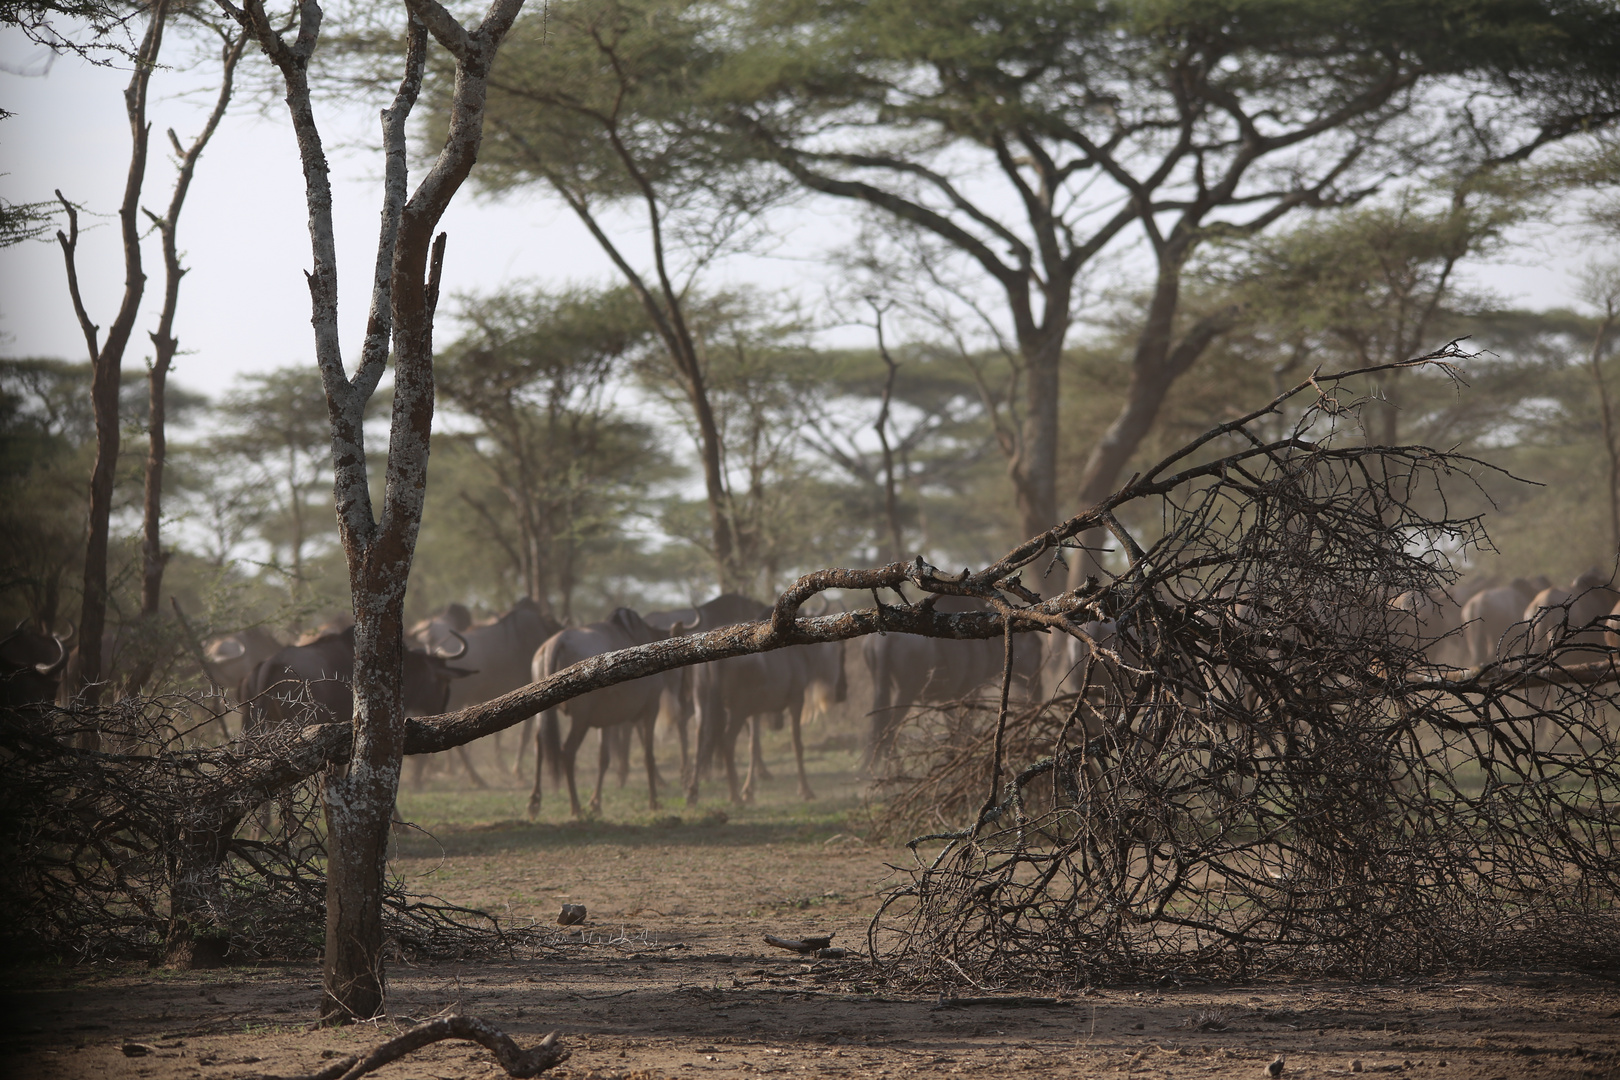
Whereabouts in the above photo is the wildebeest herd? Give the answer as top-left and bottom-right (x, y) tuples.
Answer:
(3, 565), (1617, 816)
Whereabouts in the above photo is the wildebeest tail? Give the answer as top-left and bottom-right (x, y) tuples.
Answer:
(540, 709), (565, 785)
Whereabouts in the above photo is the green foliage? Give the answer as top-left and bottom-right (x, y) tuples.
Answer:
(0, 359), (94, 630)
(199, 366), (345, 604)
(416, 285), (675, 620)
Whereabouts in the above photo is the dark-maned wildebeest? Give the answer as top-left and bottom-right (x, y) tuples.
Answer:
(862, 594), (1043, 768)
(1524, 568), (1620, 661)
(409, 598), (562, 785)
(527, 608), (680, 818)
(239, 625), (472, 833)
(241, 625), (473, 734)
(1, 622), (71, 710)
(1459, 576), (1551, 667)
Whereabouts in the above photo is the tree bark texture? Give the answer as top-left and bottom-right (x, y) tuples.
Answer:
(55, 1), (169, 705)
(221, 0), (524, 1023)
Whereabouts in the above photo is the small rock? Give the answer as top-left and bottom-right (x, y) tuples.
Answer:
(1351, 1061), (1363, 1073)
(121, 1044), (156, 1057)
(558, 903), (587, 926)
(1267, 1055), (1285, 1077)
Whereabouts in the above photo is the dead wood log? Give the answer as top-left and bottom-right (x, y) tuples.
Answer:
(288, 1016), (567, 1080)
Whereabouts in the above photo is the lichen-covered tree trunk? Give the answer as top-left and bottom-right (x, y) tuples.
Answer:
(224, 0), (525, 1023)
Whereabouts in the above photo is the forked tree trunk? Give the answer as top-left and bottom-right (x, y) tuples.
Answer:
(225, 0), (525, 1022)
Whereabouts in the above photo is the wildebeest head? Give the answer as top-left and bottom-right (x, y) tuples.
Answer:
(404, 628), (475, 717)
(0, 621), (71, 709)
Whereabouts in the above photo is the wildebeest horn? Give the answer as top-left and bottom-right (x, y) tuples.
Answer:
(37, 633), (70, 677)
(211, 637), (247, 661)
(670, 608), (704, 636)
(433, 627), (470, 659)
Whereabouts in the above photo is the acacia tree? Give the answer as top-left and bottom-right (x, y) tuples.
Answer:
(1212, 183), (1524, 446)
(464, 0), (784, 590)
(436, 285), (666, 619)
(217, 0), (525, 1023)
(210, 367), (344, 599)
(726, 0), (1620, 543)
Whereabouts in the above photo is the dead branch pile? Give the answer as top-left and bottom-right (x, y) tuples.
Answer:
(869, 368), (1620, 987)
(0, 694), (570, 965)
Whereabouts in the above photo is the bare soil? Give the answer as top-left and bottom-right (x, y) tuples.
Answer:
(5, 740), (1620, 1080)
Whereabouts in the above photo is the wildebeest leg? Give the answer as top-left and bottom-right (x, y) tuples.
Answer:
(865, 649), (892, 772)
(513, 717), (533, 778)
(611, 724), (631, 788)
(791, 702), (815, 800)
(590, 724), (612, 816)
(526, 710), (559, 818)
(724, 713), (747, 805)
(673, 709), (690, 789)
(456, 744), (489, 789)
(750, 717), (775, 783)
(639, 714), (661, 811)
(551, 718), (587, 817)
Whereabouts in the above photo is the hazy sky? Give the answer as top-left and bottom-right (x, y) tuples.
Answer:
(0, 25), (1595, 407)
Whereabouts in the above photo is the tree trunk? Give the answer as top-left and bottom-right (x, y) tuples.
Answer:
(1012, 329), (1063, 541)
(56, 2), (169, 706)
(1069, 268), (1233, 586)
(871, 310), (905, 561)
(219, 0), (527, 1021)
(1589, 309), (1620, 554)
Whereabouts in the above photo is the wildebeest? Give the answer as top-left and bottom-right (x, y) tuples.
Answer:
(409, 598), (562, 784)
(862, 594), (1043, 767)
(527, 608), (681, 818)
(673, 594), (848, 806)
(1524, 568), (1620, 661)
(241, 624), (473, 734)
(203, 626), (284, 695)
(1459, 576), (1551, 666)
(0, 622), (71, 710)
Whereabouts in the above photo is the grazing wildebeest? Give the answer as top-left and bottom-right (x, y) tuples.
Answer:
(241, 625), (473, 733)
(1524, 568), (1620, 661)
(1459, 576), (1551, 666)
(861, 594), (1043, 768)
(409, 598), (562, 785)
(0, 622), (71, 710)
(527, 608), (680, 818)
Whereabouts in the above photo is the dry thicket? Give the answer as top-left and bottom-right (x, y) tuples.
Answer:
(870, 356), (1620, 986)
(0, 693), (575, 965)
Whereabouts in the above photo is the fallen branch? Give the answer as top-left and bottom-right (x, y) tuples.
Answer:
(292, 1016), (567, 1080)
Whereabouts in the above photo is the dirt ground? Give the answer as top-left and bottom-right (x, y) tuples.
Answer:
(5, 739), (1620, 1080)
